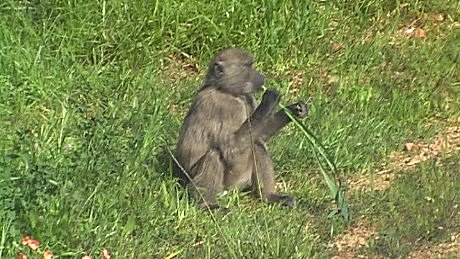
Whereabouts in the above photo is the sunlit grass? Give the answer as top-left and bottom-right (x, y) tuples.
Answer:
(1, 0), (459, 257)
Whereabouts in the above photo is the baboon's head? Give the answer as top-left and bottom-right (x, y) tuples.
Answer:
(204, 48), (265, 95)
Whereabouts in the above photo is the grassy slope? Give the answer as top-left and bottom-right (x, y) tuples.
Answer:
(0, 0), (459, 257)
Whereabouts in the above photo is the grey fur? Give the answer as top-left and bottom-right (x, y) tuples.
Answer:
(175, 48), (308, 209)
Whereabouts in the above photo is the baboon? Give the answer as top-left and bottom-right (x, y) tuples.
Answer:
(175, 48), (308, 210)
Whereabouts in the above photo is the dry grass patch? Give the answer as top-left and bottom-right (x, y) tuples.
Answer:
(328, 218), (378, 258)
(329, 117), (459, 257)
(409, 232), (460, 258)
(349, 118), (460, 192)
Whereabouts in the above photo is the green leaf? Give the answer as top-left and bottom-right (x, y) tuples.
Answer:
(270, 88), (350, 223)
(123, 215), (137, 235)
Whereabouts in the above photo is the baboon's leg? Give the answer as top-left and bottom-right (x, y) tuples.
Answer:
(260, 101), (308, 141)
(188, 149), (225, 209)
(251, 143), (296, 207)
(235, 89), (280, 141)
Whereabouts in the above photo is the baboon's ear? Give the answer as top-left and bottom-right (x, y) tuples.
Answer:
(214, 61), (225, 77)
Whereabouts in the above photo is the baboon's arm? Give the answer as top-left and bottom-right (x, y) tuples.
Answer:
(260, 101), (308, 141)
(234, 89), (280, 141)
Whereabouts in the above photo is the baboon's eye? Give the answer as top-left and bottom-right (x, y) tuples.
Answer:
(243, 61), (253, 69)
(214, 62), (225, 77)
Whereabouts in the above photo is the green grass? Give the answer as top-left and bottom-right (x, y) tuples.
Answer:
(1, 0), (459, 257)
(354, 153), (460, 257)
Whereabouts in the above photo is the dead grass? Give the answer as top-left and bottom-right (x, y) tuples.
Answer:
(329, 117), (460, 257)
(348, 118), (460, 192)
(328, 218), (377, 258)
(409, 232), (460, 259)
(161, 53), (200, 83)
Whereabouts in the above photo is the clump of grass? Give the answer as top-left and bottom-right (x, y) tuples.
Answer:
(265, 86), (350, 224)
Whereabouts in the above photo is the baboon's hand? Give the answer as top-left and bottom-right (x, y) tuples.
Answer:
(287, 101), (308, 119)
(262, 88), (281, 105)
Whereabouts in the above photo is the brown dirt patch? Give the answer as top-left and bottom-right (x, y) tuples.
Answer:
(160, 53), (201, 116)
(409, 232), (460, 258)
(160, 53), (200, 83)
(348, 120), (460, 192)
(389, 4), (460, 44)
(328, 219), (377, 258)
(330, 117), (460, 257)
